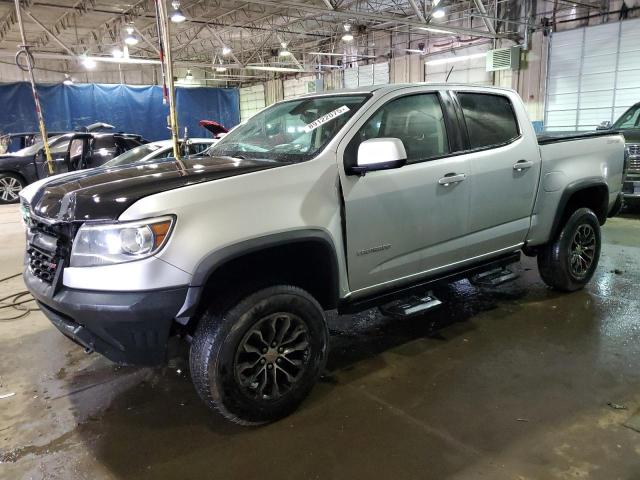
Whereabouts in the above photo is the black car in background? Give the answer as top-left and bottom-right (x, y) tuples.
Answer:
(0, 131), (147, 204)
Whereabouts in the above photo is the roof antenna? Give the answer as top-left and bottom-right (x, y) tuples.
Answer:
(445, 65), (454, 82)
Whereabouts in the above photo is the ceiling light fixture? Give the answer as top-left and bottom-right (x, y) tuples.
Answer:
(279, 42), (291, 56)
(185, 69), (193, 80)
(215, 66), (227, 72)
(82, 56), (97, 69)
(170, 0), (186, 23)
(431, 8), (446, 19)
(419, 26), (455, 35)
(433, 0), (441, 5)
(112, 48), (124, 58)
(124, 25), (139, 46)
(342, 23), (354, 42)
(425, 51), (486, 65)
(221, 46), (231, 56)
(246, 65), (303, 72)
(63, 74), (73, 85)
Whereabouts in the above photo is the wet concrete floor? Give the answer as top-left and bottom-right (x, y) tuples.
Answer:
(1, 203), (640, 479)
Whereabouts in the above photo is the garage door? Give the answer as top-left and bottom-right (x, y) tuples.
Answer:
(283, 76), (316, 99)
(239, 84), (266, 121)
(343, 62), (389, 88)
(424, 44), (492, 85)
(545, 18), (640, 131)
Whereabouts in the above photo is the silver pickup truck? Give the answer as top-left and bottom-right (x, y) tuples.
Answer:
(20, 84), (625, 425)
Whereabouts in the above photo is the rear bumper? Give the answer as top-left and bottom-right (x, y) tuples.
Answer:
(24, 269), (188, 366)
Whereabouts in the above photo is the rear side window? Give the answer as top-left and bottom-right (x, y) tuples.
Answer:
(457, 93), (519, 149)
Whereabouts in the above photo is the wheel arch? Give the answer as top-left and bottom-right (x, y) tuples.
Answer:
(176, 229), (341, 325)
(549, 178), (609, 241)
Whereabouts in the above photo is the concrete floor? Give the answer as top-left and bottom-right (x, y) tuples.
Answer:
(1, 203), (640, 480)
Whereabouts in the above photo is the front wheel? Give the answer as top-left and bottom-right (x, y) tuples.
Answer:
(537, 207), (601, 292)
(0, 173), (24, 204)
(189, 285), (329, 425)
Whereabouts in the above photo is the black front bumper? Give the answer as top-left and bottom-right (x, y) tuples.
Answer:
(24, 269), (188, 366)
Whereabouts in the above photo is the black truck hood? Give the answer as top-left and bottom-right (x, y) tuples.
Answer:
(30, 156), (282, 222)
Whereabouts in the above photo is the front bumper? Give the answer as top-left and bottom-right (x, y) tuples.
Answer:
(622, 178), (640, 200)
(24, 269), (188, 366)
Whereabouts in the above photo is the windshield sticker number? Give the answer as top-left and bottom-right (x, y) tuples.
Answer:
(303, 105), (350, 133)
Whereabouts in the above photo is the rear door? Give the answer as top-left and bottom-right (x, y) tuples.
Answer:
(338, 89), (472, 294)
(452, 90), (541, 257)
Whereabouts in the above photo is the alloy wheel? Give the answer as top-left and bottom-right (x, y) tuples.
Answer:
(234, 312), (310, 401)
(0, 176), (22, 202)
(569, 224), (596, 278)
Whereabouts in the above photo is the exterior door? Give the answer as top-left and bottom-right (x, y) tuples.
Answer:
(338, 91), (471, 294)
(453, 91), (541, 257)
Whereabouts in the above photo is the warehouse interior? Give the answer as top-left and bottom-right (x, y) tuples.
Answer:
(1, 1), (640, 479)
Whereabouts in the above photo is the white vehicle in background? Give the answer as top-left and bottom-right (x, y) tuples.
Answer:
(103, 138), (217, 168)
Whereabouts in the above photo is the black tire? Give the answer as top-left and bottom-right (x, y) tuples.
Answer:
(537, 207), (601, 292)
(190, 285), (329, 425)
(0, 173), (25, 204)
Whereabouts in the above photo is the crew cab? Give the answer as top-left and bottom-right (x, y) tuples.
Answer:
(0, 130), (146, 203)
(19, 84), (625, 425)
(598, 102), (640, 206)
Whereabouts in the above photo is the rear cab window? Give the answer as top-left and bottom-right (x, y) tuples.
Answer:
(456, 92), (520, 150)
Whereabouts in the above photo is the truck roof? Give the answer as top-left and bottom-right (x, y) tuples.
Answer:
(296, 83), (516, 98)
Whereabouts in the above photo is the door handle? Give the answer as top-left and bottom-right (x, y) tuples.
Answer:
(513, 159), (534, 171)
(438, 173), (466, 186)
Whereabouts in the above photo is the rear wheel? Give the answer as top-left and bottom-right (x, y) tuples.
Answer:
(537, 207), (601, 291)
(0, 173), (24, 204)
(189, 285), (328, 425)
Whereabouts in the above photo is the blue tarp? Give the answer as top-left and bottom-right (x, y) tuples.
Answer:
(0, 82), (240, 141)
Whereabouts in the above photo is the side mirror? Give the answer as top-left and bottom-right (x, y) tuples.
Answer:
(596, 120), (612, 130)
(350, 138), (407, 175)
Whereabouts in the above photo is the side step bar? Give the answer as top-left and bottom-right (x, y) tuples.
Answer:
(338, 251), (521, 314)
(380, 291), (442, 319)
(470, 267), (519, 287)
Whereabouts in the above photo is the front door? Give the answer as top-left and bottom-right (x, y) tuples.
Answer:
(338, 90), (472, 294)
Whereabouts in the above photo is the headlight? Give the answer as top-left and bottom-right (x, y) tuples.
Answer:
(70, 216), (174, 267)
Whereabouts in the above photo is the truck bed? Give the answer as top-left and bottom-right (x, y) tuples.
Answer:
(537, 130), (621, 145)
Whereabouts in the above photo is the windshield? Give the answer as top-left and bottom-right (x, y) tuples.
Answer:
(13, 135), (68, 156)
(613, 104), (640, 130)
(103, 143), (165, 167)
(207, 94), (369, 162)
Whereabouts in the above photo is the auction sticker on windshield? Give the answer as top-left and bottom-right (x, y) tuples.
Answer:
(303, 106), (350, 133)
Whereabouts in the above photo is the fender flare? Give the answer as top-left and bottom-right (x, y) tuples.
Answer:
(549, 177), (609, 240)
(175, 229), (340, 322)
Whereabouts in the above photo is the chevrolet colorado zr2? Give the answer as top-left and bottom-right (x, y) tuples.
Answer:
(19, 84), (625, 425)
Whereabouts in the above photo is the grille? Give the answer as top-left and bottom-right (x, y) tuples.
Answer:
(627, 144), (640, 173)
(628, 144), (640, 156)
(27, 245), (60, 283)
(25, 220), (72, 284)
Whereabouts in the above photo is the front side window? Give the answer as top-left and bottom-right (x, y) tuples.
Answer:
(346, 93), (450, 166)
(457, 93), (519, 149)
(208, 94), (369, 163)
(613, 104), (640, 130)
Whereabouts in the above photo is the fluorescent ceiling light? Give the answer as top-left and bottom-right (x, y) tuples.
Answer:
(246, 65), (303, 72)
(215, 66), (227, 72)
(432, 8), (446, 18)
(419, 27), (455, 35)
(308, 51), (376, 58)
(112, 48), (123, 58)
(425, 52), (486, 65)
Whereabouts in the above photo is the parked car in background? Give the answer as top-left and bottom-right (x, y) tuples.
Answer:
(102, 138), (216, 168)
(0, 131), (66, 155)
(0, 131), (147, 204)
(598, 102), (640, 206)
(21, 85), (625, 424)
